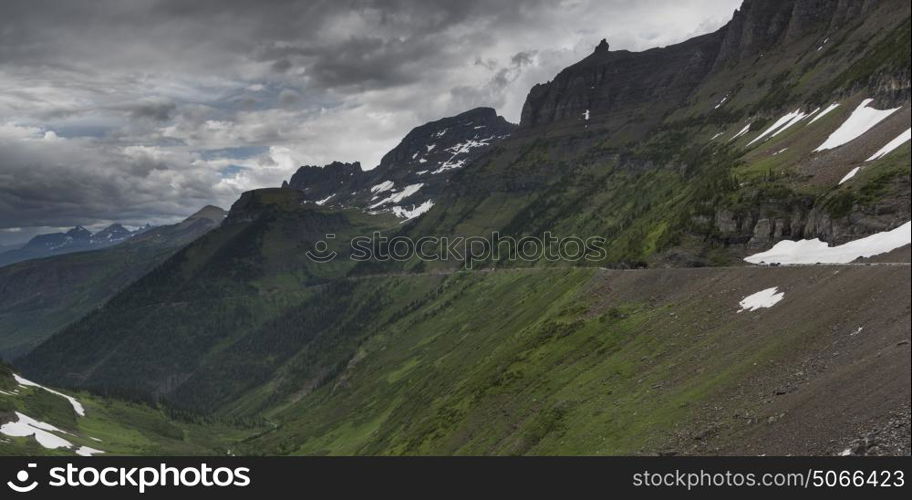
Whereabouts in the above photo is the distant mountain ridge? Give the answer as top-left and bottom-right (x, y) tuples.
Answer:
(0, 205), (226, 359)
(0, 222), (154, 268)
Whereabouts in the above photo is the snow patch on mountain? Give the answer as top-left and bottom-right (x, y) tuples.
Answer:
(738, 287), (784, 312)
(370, 183), (424, 209)
(76, 445), (105, 456)
(1, 411), (73, 449)
(391, 200), (435, 221)
(714, 95), (728, 109)
(315, 194), (335, 206)
(432, 158), (466, 174)
(808, 102), (839, 124)
(15, 374), (85, 416)
(370, 180), (395, 194)
(744, 222), (911, 265)
(867, 128), (911, 161)
(814, 99), (900, 152)
(838, 167), (860, 184)
(429, 136), (498, 174)
(747, 109), (809, 146)
(731, 123), (751, 141)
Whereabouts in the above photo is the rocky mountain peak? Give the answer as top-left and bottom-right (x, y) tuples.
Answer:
(281, 107), (515, 221)
(66, 226), (92, 239)
(94, 223), (132, 242)
(375, 107), (514, 178)
(186, 205), (228, 223)
(286, 161), (363, 200)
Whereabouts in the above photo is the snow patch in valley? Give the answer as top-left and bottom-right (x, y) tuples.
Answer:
(1, 412), (73, 449)
(76, 445), (105, 456)
(814, 99), (900, 152)
(710, 131), (724, 141)
(866, 128), (911, 161)
(1, 411), (105, 455)
(808, 103), (839, 124)
(838, 167), (860, 185)
(738, 287), (784, 312)
(744, 221), (911, 265)
(15, 374), (84, 416)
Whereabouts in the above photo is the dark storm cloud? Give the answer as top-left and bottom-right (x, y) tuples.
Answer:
(125, 99), (178, 122)
(0, 0), (740, 245)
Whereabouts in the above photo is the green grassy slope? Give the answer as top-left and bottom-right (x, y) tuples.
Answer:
(234, 264), (910, 456)
(1, 363), (258, 456)
(8, 262), (910, 456)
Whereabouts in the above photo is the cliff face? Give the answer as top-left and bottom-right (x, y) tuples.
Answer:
(519, 31), (722, 132)
(518, 0), (892, 133)
(713, 0), (879, 68)
(286, 161), (362, 202)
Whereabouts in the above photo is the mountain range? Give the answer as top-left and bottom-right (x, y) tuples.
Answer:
(0, 223), (153, 268)
(2, 0), (910, 457)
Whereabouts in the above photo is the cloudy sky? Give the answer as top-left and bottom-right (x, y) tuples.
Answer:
(0, 0), (740, 246)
